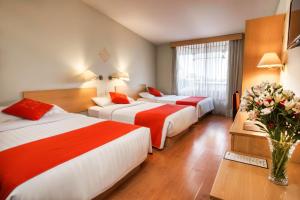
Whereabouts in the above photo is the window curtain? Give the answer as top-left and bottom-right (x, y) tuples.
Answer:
(171, 47), (178, 94)
(175, 41), (230, 115)
(227, 39), (244, 116)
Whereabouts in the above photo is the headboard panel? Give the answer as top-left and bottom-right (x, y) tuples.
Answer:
(23, 88), (97, 113)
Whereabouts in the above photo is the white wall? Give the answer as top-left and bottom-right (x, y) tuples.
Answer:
(277, 0), (300, 95)
(0, 0), (156, 104)
(156, 44), (173, 94)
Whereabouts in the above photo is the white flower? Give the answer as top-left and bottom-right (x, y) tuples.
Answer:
(245, 95), (253, 101)
(245, 89), (254, 97)
(254, 97), (263, 106)
(271, 82), (281, 89)
(248, 110), (258, 120)
(294, 97), (300, 102)
(284, 100), (296, 111)
(292, 102), (300, 114)
(253, 85), (263, 96)
(277, 87), (283, 93)
(240, 100), (248, 111)
(282, 90), (295, 99)
(263, 99), (274, 107)
(260, 81), (269, 88)
(274, 93), (285, 103)
(261, 107), (273, 115)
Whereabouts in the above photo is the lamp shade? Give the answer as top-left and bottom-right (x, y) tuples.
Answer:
(80, 70), (97, 81)
(257, 52), (282, 68)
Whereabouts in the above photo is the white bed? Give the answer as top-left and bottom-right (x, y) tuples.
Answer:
(88, 101), (197, 149)
(0, 107), (151, 200)
(138, 95), (214, 118)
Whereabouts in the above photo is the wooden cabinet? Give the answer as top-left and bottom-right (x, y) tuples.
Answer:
(242, 14), (285, 94)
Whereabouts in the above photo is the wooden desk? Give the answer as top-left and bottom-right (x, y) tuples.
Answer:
(230, 111), (300, 163)
(210, 159), (300, 200)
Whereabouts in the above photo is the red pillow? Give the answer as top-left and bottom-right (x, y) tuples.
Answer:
(147, 87), (162, 97)
(2, 98), (54, 120)
(109, 92), (130, 104)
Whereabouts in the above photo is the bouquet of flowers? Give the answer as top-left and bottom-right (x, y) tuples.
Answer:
(241, 82), (300, 185)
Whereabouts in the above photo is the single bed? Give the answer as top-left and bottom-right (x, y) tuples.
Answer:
(88, 101), (197, 149)
(138, 94), (214, 118)
(0, 88), (152, 200)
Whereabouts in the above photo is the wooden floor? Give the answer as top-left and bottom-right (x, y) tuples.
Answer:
(107, 114), (232, 200)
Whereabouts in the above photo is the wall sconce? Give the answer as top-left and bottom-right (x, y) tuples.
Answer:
(98, 75), (103, 80)
(80, 70), (103, 81)
(108, 72), (130, 81)
(257, 52), (283, 69)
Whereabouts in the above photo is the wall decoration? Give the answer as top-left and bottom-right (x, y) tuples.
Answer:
(99, 48), (110, 63)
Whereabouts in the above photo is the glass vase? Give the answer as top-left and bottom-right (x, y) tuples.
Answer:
(267, 137), (298, 186)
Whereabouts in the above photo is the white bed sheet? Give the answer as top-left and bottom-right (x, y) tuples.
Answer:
(138, 95), (214, 118)
(0, 113), (151, 200)
(88, 102), (197, 149)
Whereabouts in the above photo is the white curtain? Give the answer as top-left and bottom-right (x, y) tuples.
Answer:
(176, 41), (229, 115)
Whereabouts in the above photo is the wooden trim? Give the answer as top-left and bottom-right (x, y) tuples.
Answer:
(170, 33), (244, 47)
(23, 88), (97, 113)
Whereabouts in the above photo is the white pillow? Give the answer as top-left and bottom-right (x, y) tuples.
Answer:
(44, 105), (67, 116)
(92, 96), (113, 107)
(139, 92), (155, 99)
(128, 97), (135, 103)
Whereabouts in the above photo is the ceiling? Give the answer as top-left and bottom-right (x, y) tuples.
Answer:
(83, 0), (279, 44)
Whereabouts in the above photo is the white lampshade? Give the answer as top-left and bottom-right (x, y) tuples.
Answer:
(80, 70), (97, 81)
(257, 52), (282, 68)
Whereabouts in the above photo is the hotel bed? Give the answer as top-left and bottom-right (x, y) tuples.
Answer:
(0, 88), (152, 200)
(138, 94), (214, 118)
(88, 101), (197, 149)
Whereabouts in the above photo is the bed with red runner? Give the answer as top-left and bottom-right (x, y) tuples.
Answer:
(176, 96), (207, 107)
(88, 102), (198, 149)
(134, 104), (190, 148)
(137, 95), (214, 118)
(0, 112), (151, 200)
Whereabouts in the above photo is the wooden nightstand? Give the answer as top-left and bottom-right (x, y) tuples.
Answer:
(210, 159), (300, 200)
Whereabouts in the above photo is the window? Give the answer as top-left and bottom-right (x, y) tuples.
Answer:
(176, 41), (229, 115)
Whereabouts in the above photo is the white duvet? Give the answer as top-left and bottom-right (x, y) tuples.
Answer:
(138, 95), (214, 118)
(88, 102), (197, 149)
(0, 112), (151, 200)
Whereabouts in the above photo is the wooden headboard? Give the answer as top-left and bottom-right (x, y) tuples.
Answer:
(23, 88), (97, 113)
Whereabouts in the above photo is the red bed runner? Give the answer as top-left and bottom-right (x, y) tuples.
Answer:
(134, 104), (187, 149)
(0, 121), (140, 200)
(176, 96), (206, 107)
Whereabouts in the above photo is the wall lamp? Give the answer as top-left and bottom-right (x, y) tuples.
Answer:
(257, 52), (283, 69)
(81, 70), (103, 81)
(108, 72), (130, 81)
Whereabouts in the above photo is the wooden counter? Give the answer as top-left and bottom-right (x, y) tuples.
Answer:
(210, 159), (300, 200)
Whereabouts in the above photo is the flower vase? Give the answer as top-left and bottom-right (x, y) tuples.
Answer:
(267, 137), (298, 186)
